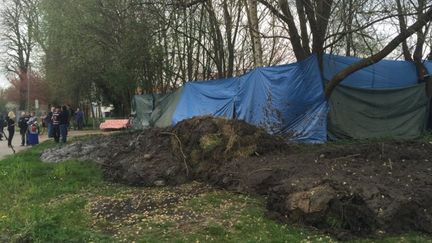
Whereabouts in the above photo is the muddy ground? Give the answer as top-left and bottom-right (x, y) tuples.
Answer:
(40, 116), (432, 239)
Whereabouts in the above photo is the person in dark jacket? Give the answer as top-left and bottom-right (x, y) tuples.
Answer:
(75, 108), (84, 130)
(59, 105), (69, 143)
(45, 107), (54, 138)
(6, 111), (16, 147)
(18, 112), (29, 146)
(52, 107), (61, 143)
(0, 114), (5, 141)
(67, 105), (75, 130)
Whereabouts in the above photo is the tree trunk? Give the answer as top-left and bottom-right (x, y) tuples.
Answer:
(258, 0), (307, 60)
(18, 69), (28, 111)
(302, 0), (333, 66)
(205, 0), (226, 78)
(295, 0), (311, 55)
(325, 6), (432, 98)
(344, 0), (354, 56)
(223, 0), (235, 77)
(245, 0), (263, 67)
(276, 0), (308, 60)
(396, 0), (431, 96)
(413, 0), (429, 84)
(396, 0), (413, 61)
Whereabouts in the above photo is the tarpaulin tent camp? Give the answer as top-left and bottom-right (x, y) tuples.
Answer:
(172, 77), (238, 124)
(328, 84), (429, 139)
(235, 56), (328, 143)
(131, 94), (154, 129)
(323, 54), (420, 88)
(171, 55), (328, 143)
(133, 55), (328, 144)
(323, 54), (431, 139)
(150, 88), (183, 128)
(131, 89), (183, 129)
(131, 54), (430, 143)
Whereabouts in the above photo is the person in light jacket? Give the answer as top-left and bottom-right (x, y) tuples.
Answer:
(27, 111), (39, 145)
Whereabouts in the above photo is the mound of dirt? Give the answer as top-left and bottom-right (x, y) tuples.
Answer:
(40, 117), (432, 238)
(41, 129), (184, 186)
(41, 116), (285, 187)
(171, 116), (286, 182)
(254, 142), (432, 239)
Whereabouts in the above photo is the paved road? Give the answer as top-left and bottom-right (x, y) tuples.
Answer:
(0, 130), (106, 160)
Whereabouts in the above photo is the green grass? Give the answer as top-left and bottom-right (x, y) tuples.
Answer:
(0, 142), (431, 242)
(0, 142), (112, 242)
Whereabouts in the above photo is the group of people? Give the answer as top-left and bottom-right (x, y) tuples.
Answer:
(0, 111), (39, 147)
(0, 105), (85, 147)
(45, 105), (70, 143)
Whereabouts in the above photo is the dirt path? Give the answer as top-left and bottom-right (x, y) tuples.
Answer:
(0, 130), (108, 160)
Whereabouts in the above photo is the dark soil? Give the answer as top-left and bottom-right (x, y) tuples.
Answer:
(247, 142), (432, 239)
(42, 128), (185, 186)
(40, 116), (432, 239)
(87, 182), (213, 221)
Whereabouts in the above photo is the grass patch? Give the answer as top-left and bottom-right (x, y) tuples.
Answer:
(0, 142), (112, 242)
(0, 141), (431, 242)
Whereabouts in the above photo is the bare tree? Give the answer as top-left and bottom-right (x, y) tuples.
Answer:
(1, 0), (38, 110)
(258, 0), (333, 62)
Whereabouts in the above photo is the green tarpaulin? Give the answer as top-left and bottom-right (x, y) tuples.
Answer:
(131, 94), (153, 129)
(131, 88), (183, 129)
(328, 83), (430, 140)
(150, 87), (183, 127)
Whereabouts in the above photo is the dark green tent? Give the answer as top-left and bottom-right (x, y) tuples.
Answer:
(130, 88), (183, 129)
(328, 83), (429, 140)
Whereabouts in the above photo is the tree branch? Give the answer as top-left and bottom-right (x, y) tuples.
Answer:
(325, 5), (432, 98)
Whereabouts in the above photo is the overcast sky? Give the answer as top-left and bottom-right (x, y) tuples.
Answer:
(0, 1), (8, 89)
(0, 74), (8, 88)
(0, 36), (9, 87)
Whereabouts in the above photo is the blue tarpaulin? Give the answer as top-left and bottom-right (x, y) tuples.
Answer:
(172, 77), (238, 124)
(235, 55), (328, 143)
(172, 55), (328, 144)
(425, 61), (432, 75)
(323, 54), (420, 88)
(135, 54), (431, 143)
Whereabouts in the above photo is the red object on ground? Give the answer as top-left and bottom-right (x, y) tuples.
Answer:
(99, 119), (130, 130)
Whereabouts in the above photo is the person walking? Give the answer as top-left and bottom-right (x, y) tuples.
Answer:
(18, 112), (29, 146)
(6, 111), (16, 147)
(0, 114), (5, 141)
(75, 108), (84, 130)
(52, 107), (61, 143)
(27, 112), (39, 146)
(59, 106), (69, 143)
